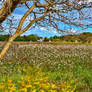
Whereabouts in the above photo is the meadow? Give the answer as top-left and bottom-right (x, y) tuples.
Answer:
(0, 42), (92, 92)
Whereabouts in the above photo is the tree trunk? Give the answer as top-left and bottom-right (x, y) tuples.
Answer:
(0, 33), (19, 59)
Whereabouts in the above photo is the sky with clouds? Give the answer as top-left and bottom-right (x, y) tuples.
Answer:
(12, 6), (62, 38)
(1, 1), (92, 37)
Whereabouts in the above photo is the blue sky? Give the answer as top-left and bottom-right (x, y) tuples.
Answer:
(1, 2), (92, 38)
(12, 6), (62, 38)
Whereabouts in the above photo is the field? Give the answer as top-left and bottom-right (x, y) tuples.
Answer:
(0, 42), (92, 92)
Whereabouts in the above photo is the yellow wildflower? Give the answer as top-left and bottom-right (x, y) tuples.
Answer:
(40, 84), (49, 89)
(49, 90), (57, 92)
(0, 84), (5, 89)
(8, 86), (16, 91)
(40, 89), (45, 92)
(23, 68), (26, 72)
(32, 89), (36, 92)
(19, 88), (27, 92)
(34, 81), (39, 85)
(51, 84), (58, 88)
(8, 80), (12, 83)
(26, 85), (32, 88)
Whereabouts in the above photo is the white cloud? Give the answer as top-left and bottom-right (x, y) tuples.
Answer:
(40, 27), (47, 31)
(39, 26), (58, 35)
(78, 0), (92, 4)
(68, 28), (76, 33)
(12, 14), (23, 20)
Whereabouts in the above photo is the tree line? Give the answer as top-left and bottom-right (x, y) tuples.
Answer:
(0, 35), (41, 41)
(0, 32), (92, 43)
(49, 32), (92, 43)
(0, 34), (49, 42)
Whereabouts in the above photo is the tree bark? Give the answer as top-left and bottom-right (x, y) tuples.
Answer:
(0, 33), (19, 59)
(0, 0), (24, 24)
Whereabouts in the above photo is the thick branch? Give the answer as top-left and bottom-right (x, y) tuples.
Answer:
(0, 0), (21, 24)
(16, 5), (36, 32)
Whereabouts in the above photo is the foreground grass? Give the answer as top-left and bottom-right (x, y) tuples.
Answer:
(0, 65), (76, 92)
(0, 43), (92, 92)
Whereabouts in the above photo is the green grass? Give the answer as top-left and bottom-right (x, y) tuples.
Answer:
(0, 43), (92, 91)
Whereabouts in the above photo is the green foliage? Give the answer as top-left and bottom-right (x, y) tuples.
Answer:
(0, 32), (92, 43)
(0, 35), (9, 41)
(14, 35), (42, 42)
(44, 37), (49, 42)
(49, 72), (61, 81)
(0, 34), (42, 42)
(50, 32), (92, 43)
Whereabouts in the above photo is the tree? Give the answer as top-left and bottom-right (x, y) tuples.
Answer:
(44, 37), (49, 42)
(0, 0), (92, 58)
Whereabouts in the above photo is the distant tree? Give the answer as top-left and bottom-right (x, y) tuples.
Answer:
(14, 35), (40, 42)
(31, 36), (38, 42)
(24, 35), (26, 39)
(82, 32), (91, 35)
(86, 37), (92, 43)
(79, 34), (87, 42)
(53, 36), (58, 39)
(49, 37), (54, 41)
(44, 37), (49, 42)
(14, 36), (24, 41)
(60, 36), (64, 40)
